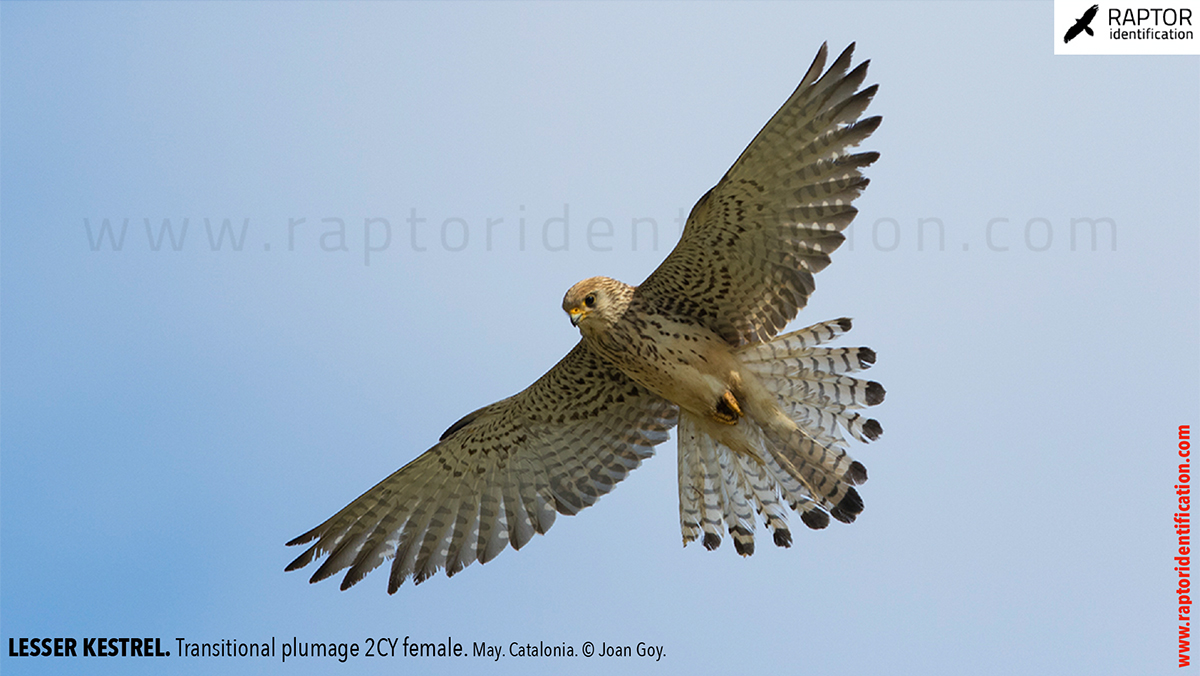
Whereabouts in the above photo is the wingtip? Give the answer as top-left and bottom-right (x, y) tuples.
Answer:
(857, 115), (883, 136)
(857, 150), (882, 167)
(308, 558), (342, 585)
(285, 529), (318, 547)
(284, 545), (318, 572)
(387, 573), (404, 595)
(803, 43), (830, 87)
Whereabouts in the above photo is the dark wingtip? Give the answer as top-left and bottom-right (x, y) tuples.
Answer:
(863, 418), (883, 441)
(858, 347), (876, 368)
(285, 529), (318, 547)
(866, 381), (886, 406)
(773, 528), (793, 548)
(836, 317), (853, 332)
(284, 545), (317, 572)
(830, 487), (864, 524)
(853, 116), (883, 139)
(800, 509), (830, 530)
(703, 532), (721, 551)
(847, 461), (869, 485)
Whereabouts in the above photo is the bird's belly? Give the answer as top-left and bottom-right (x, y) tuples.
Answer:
(594, 316), (743, 419)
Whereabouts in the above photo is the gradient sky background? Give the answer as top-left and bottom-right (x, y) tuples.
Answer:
(2, 2), (1198, 675)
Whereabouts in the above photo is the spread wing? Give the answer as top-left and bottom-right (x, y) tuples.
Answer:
(285, 341), (678, 592)
(636, 43), (880, 346)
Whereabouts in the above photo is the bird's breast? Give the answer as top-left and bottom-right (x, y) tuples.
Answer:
(587, 313), (742, 418)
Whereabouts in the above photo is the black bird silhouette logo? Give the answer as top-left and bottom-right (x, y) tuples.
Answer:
(1064, 4), (1100, 43)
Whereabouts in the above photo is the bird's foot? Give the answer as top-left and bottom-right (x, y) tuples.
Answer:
(712, 390), (743, 425)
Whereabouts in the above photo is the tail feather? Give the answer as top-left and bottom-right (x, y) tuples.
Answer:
(759, 424), (861, 517)
(733, 452), (793, 546)
(753, 439), (830, 526)
(696, 436), (726, 551)
(675, 318), (884, 553)
(714, 443), (758, 555)
(679, 412), (822, 554)
(677, 415), (727, 550)
(781, 399), (882, 444)
(751, 368), (883, 409)
(740, 346), (875, 376)
(676, 417), (703, 546)
(737, 318), (855, 362)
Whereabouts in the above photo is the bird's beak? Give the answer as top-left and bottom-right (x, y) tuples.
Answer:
(568, 308), (585, 326)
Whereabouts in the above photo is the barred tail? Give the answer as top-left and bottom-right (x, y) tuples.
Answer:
(677, 318), (884, 554)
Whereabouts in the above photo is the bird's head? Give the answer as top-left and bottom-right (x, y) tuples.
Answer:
(562, 276), (632, 335)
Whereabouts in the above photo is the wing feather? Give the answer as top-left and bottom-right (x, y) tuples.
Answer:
(286, 341), (678, 591)
(637, 43), (881, 346)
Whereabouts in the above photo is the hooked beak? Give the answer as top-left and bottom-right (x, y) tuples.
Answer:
(568, 308), (585, 326)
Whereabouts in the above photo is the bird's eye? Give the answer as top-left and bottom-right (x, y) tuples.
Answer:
(584, 294), (596, 308)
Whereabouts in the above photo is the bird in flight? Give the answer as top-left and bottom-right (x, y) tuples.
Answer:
(286, 43), (885, 593)
(1064, 4), (1100, 43)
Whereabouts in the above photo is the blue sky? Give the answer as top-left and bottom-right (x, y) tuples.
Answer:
(2, 2), (1197, 674)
